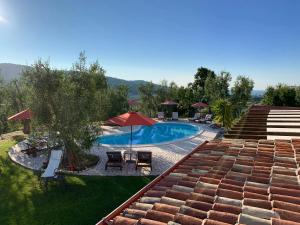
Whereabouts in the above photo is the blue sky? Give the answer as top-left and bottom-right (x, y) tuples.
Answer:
(0, 0), (299, 89)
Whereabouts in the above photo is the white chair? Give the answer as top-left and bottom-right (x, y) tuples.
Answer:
(172, 112), (179, 120)
(189, 112), (201, 121)
(157, 112), (165, 120)
(196, 114), (212, 123)
(205, 114), (212, 121)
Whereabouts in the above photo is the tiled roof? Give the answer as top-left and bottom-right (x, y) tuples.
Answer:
(225, 105), (300, 140)
(97, 139), (300, 225)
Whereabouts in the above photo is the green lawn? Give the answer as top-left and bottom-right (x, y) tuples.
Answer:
(0, 140), (154, 225)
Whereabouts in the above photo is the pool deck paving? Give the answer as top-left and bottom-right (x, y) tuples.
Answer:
(8, 122), (221, 176)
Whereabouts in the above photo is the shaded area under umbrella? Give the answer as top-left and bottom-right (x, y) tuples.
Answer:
(161, 100), (178, 119)
(107, 111), (156, 161)
(7, 108), (32, 134)
(192, 102), (209, 117)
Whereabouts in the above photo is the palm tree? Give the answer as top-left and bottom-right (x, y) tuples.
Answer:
(212, 99), (233, 129)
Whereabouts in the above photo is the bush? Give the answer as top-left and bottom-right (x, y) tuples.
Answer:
(78, 153), (100, 170)
(11, 134), (26, 142)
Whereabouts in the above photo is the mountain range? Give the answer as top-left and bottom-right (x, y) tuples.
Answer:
(0, 63), (265, 97)
(0, 63), (157, 97)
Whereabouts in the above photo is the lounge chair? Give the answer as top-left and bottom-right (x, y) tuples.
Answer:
(157, 112), (165, 120)
(21, 146), (39, 157)
(136, 151), (152, 171)
(188, 112), (201, 122)
(196, 114), (212, 123)
(21, 139), (48, 157)
(105, 151), (124, 170)
(208, 121), (220, 129)
(41, 150), (63, 178)
(172, 112), (178, 120)
(40, 149), (63, 189)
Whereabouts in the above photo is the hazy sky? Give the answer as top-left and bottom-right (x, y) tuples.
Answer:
(0, 0), (299, 89)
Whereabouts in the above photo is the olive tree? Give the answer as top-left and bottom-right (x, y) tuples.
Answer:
(23, 53), (108, 168)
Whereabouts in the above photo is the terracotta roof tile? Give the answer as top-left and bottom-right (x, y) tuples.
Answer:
(112, 216), (137, 225)
(138, 218), (167, 225)
(243, 198), (272, 210)
(145, 210), (174, 223)
(123, 208), (147, 219)
(152, 203), (179, 215)
(212, 202), (242, 215)
(174, 213), (203, 225)
(272, 218), (300, 225)
(179, 205), (207, 219)
(98, 139), (300, 225)
(185, 199), (213, 211)
(203, 219), (231, 225)
(208, 210), (239, 224)
(273, 201), (300, 213)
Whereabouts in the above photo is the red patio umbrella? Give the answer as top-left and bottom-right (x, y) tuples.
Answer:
(8, 109), (32, 134)
(161, 100), (178, 106)
(192, 102), (208, 108)
(127, 99), (139, 106)
(107, 112), (156, 160)
(7, 108), (32, 121)
(128, 99), (139, 111)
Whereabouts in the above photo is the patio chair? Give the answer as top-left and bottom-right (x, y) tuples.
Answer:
(105, 151), (124, 170)
(21, 139), (48, 157)
(188, 112), (201, 122)
(172, 112), (179, 120)
(196, 114), (212, 123)
(157, 112), (165, 120)
(136, 151), (152, 171)
(21, 146), (39, 157)
(209, 122), (221, 129)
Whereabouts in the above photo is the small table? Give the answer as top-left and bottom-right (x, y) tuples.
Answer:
(123, 150), (137, 163)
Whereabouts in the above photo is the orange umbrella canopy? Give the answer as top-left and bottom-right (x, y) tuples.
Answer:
(107, 111), (156, 127)
(192, 102), (209, 108)
(8, 109), (32, 121)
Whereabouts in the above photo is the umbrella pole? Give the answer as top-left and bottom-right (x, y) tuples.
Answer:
(130, 125), (133, 161)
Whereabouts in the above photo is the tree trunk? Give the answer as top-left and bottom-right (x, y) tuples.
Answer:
(23, 119), (31, 134)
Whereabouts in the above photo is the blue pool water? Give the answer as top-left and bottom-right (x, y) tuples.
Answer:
(96, 122), (201, 145)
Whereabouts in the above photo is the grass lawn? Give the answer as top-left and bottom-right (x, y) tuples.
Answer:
(0, 140), (155, 225)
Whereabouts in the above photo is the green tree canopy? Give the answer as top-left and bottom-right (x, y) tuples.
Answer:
(231, 75), (254, 116)
(261, 84), (298, 106)
(138, 82), (157, 117)
(192, 67), (216, 99)
(22, 53), (111, 168)
(204, 71), (231, 103)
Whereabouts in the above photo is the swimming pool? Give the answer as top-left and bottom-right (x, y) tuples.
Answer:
(96, 122), (201, 145)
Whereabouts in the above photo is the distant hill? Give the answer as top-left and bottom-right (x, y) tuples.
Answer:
(106, 77), (159, 97)
(0, 63), (264, 98)
(0, 63), (158, 98)
(251, 90), (265, 96)
(0, 63), (30, 81)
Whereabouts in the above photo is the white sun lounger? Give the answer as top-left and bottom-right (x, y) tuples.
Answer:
(41, 150), (63, 178)
(189, 112), (201, 121)
(172, 112), (179, 120)
(158, 112), (165, 120)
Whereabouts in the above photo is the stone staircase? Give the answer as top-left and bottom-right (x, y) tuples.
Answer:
(225, 105), (300, 139)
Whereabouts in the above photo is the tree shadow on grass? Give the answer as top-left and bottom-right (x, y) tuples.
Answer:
(0, 142), (155, 225)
